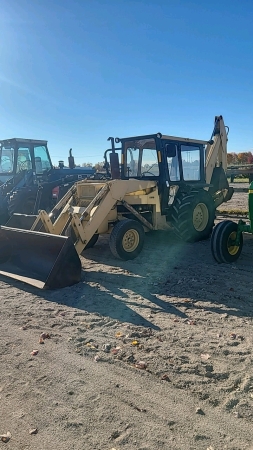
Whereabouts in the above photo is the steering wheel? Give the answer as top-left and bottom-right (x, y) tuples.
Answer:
(17, 160), (29, 171)
(141, 171), (156, 177)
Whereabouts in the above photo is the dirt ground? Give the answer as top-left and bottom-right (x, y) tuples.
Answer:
(1, 186), (253, 450)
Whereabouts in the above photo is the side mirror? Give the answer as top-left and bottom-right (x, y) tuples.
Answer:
(165, 143), (177, 158)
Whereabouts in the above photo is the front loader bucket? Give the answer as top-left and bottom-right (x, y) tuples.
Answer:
(0, 226), (82, 289)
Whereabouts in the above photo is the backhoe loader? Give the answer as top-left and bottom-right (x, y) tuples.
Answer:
(0, 115), (233, 289)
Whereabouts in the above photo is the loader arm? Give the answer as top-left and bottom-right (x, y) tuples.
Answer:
(32, 179), (157, 255)
(73, 179), (156, 254)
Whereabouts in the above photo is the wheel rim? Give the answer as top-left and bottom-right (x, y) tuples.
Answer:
(122, 229), (139, 252)
(227, 231), (240, 255)
(192, 203), (209, 232)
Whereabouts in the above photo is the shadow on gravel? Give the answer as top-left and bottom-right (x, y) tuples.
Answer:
(1, 230), (253, 326)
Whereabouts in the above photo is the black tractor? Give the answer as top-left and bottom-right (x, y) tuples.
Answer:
(0, 138), (95, 224)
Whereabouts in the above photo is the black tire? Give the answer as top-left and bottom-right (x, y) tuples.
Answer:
(85, 233), (99, 249)
(65, 225), (99, 249)
(171, 190), (215, 242)
(8, 188), (37, 216)
(211, 220), (243, 263)
(109, 219), (145, 260)
(0, 194), (9, 225)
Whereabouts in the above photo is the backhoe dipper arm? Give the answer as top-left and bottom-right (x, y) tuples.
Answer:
(205, 116), (228, 185)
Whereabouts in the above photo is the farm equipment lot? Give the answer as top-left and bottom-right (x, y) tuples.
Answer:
(1, 187), (253, 449)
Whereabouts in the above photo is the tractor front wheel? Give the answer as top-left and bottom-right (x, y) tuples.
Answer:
(171, 190), (215, 242)
(109, 219), (145, 260)
(65, 225), (99, 249)
(211, 220), (243, 263)
(8, 188), (37, 216)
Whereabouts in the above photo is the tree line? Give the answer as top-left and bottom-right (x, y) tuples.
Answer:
(227, 152), (253, 165)
(82, 153), (253, 170)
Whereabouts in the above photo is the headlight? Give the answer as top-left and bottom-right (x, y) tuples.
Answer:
(115, 137), (120, 144)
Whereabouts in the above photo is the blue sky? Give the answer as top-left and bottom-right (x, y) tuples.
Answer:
(0, 0), (252, 166)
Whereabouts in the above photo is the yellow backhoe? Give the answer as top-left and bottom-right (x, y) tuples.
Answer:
(0, 115), (233, 289)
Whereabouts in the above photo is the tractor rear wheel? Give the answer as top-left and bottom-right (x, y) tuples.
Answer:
(211, 220), (243, 263)
(109, 219), (145, 260)
(171, 190), (215, 242)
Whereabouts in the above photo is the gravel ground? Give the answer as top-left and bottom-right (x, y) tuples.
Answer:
(1, 188), (253, 449)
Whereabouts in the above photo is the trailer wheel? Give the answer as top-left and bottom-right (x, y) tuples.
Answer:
(171, 190), (215, 242)
(109, 219), (145, 260)
(211, 220), (243, 263)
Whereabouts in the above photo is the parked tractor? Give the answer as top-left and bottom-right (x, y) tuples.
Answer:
(0, 138), (95, 224)
(0, 116), (233, 289)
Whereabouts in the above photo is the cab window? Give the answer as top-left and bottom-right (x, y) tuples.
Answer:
(0, 147), (15, 173)
(34, 145), (51, 173)
(181, 145), (200, 180)
(124, 138), (158, 177)
(17, 147), (32, 172)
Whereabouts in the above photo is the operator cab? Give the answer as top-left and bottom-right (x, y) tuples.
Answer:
(114, 133), (207, 184)
(0, 138), (52, 184)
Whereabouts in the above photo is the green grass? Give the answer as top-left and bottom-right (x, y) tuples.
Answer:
(230, 177), (249, 183)
(217, 209), (248, 216)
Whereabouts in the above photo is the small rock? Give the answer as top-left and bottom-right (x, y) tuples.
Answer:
(161, 374), (170, 381)
(201, 353), (211, 360)
(233, 411), (242, 418)
(135, 361), (147, 370)
(111, 347), (121, 355)
(110, 430), (120, 440)
(0, 432), (11, 443)
(196, 407), (205, 415)
(189, 320), (196, 325)
(31, 350), (39, 356)
(40, 332), (50, 340)
(115, 331), (124, 338)
(126, 354), (135, 363)
(29, 428), (38, 435)
(102, 343), (111, 353)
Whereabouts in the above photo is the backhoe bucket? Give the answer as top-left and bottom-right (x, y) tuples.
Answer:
(0, 226), (82, 289)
